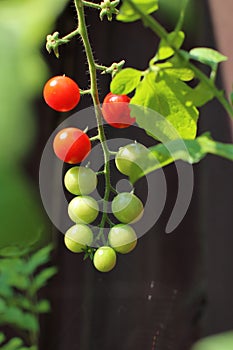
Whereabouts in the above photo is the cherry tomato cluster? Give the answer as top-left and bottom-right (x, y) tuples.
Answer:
(43, 75), (146, 272)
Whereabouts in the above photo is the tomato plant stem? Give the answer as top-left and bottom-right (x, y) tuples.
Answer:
(82, 0), (101, 9)
(74, 0), (113, 243)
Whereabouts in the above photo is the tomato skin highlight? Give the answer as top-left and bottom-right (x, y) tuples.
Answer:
(43, 75), (80, 112)
(53, 127), (91, 164)
(102, 92), (135, 128)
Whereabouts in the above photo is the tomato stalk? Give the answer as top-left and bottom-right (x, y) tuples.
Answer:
(74, 0), (114, 244)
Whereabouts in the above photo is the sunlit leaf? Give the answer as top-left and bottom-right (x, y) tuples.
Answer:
(186, 81), (214, 107)
(129, 133), (233, 183)
(189, 47), (227, 69)
(110, 68), (142, 94)
(117, 0), (158, 22)
(131, 71), (198, 141)
(156, 31), (185, 60)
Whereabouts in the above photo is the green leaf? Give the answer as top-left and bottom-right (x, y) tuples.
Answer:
(186, 81), (214, 107)
(189, 47), (227, 69)
(157, 31), (185, 60)
(131, 72), (198, 141)
(24, 244), (53, 275)
(110, 68), (142, 95)
(191, 331), (233, 350)
(230, 90), (233, 106)
(0, 259), (30, 291)
(34, 299), (51, 313)
(0, 333), (5, 344)
(30, 267), (57, 295)
(117, 0), (158, 22)
(1, 337), (23, 350)
(0, 305), (38, 332)
(0, 246), (30, 258)
(129, 133), (233, 183)
(156, 62), (194, 81)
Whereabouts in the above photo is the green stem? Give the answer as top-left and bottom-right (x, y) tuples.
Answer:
(80, 88), (92, 95)
(82, 0), (101, 9)
(62, 28), (80, 41)
(74, 0), (112, 243)
(175, 0), (190, 33)
(95, 63), (109, 71)
(126, 0), (233, 118)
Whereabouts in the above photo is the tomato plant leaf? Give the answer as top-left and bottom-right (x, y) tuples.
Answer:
(0, 333), (5, 344)
(34, 299), (51, 313)
(117, 0), (159, 22)
(191, 331), (233, 350)
(0, 304), (39, 332)
(129, 133), (233, 183)
(189, 47), (227, 69)
(163, 67), (194, 81)
(24, 244), (54, 275)
(110, 68), (142, 95)
(185, 81), (214, 107)
(155, 62), (194, 81)
(131, 71), (198, 141)
(1, 337), (23, 349)
(156, 31), (185, 60)
(29, 267), (57, 295)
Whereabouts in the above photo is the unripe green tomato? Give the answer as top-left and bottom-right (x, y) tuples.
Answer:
(108, 224), (137, 254)
(68, 196), (99, 224)
(64, 224), (93, 253)
(64, 166), (97, 195)
(93, 246), (117, 272)
(112, 192), (144, 224)
(115, 142), (149, 177)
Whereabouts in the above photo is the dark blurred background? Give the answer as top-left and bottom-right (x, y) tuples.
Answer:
(0, 0), (232, 349)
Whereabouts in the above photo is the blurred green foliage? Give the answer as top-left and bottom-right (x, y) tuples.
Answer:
(0, 244), (57, 348)
(191, 331), (233, 350)
(0, 0), (69, 250)
(158, 0), (197, 34)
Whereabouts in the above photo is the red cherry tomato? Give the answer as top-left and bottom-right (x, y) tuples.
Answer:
(43, 75), (80, 112)
(53, 128), (91, 164)
(102, 92), (135, 128)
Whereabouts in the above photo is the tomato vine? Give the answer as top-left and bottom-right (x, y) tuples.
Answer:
(44, 0), (233, 272)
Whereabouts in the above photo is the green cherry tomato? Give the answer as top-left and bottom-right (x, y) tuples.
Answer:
(64, 166), (97, 195)
(43, 75), (80, 112)
(64, 224), (93, 253)
(93, 246), (117, 272)
(108, 224), (137, 254)
(112, 192), (143, 224)
(68, 196), (99, 224)
(53, 127), (91, 164)
(115, 142), (149, 177)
